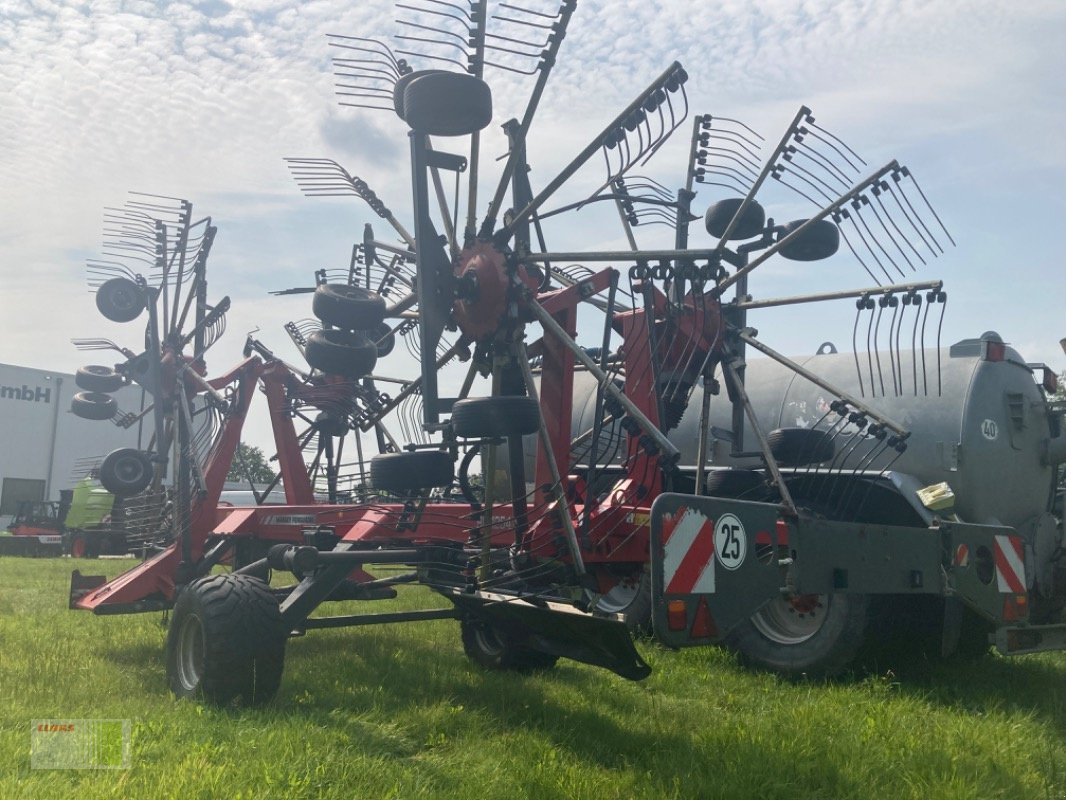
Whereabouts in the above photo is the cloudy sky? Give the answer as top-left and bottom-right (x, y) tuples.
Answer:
(2, 0), (1064, 451)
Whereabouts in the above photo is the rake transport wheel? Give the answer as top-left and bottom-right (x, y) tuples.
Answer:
(70, 391), (116, 421)
(75, 365), (124, 393)
(403, 72), (493, 137)
(727, 592), (869, 678)
(167, 574), (287, 707)
(460, 617), (558, 672)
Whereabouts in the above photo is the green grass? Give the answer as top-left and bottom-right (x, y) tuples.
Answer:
(1, 556), (1065, 799)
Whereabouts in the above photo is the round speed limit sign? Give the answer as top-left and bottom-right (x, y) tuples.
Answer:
(714, 513), (746, 571)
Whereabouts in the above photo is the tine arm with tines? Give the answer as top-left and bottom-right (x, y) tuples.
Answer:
(495, 60), (687, 244)
(285, 158), (417, 251)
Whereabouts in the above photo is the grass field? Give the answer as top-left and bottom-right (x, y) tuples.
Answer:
(1, 556), (1065, 799)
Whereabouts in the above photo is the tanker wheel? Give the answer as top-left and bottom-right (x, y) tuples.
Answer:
(70, 391), (116, 421)
(311, 283), (386, 330)
(726, 592), (869, 678)
(451, 396), (541, 438)
(75, 365), (124, 393)
(459, 618), (558, 672)
(166, 574), (287, 706)
(593, 567), (652, 635)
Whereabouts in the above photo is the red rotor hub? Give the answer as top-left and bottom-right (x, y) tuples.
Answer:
(452, 241), (539, 342)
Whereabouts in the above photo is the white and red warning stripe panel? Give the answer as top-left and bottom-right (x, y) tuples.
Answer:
(661, 506), (716, 595)
(993, 534), (1026, 594)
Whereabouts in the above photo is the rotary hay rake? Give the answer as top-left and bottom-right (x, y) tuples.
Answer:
(67, 1), (1066, 706)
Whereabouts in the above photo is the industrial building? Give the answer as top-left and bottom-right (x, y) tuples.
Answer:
(0, 361), (145, 524)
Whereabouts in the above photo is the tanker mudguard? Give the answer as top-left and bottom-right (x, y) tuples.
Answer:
(650, 492), (1030, 649)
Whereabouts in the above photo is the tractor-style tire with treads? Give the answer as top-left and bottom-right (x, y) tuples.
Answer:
(166, 574), (287, 706)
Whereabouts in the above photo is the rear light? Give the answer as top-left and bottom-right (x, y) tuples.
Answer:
(690, 598), (718, 639)
(1042, 367), (1058, 395)
(985, 340), (1006, 362)
(1002, 593), (1028, 622)
(667, 599), (687, 631)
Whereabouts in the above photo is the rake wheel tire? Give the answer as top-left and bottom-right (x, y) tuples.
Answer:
(75, 365), (124, 393)
(70, 391), (116, 421)
(166, 574), (286, 707)
(312, 283), (386, 330)
(314, 411), (349, 438)
(460, 618), (558, 672)
(95, 277), (145, 323)
(767, 428), (835, 467)
(403, 72), (493, 137)
(304, 329), (378, 379)
(371, 322), (396, 358)
(704, 469), (767, 498)
(99, 448), (153, 497)
(777, 219), (841, 261)
(393, 69), (450, 119)
(705, 198), (766, 241)
(727, 592), (869, 678)
(451, 396), (541, 438)
(370, 451), (454, 493)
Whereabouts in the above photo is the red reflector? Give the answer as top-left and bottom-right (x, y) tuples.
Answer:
(1043, 367), (1059, 395)
(690, 597), (718, 639)
(1002, 593), (1028, 622)
(667, 600), (687, 631)
(775, 518), (790, 546)
(985, 341), (1006, 362)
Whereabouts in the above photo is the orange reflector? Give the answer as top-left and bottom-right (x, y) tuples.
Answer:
(1002, 593), (1028, 622)
(985, 340), (1006, 362)
(690, 597), (718, 639)
(667, 599), (687, 631)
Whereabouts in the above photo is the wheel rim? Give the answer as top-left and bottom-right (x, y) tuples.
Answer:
(473, 625), (505, 657)
(750, 594), (829, 645)
(115, 457), (145, 484)
(176, 613), (206, 691)
(595, 576), (641, 615)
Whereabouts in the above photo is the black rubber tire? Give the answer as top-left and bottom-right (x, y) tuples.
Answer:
(166, 574), (286, 707)
(704, 469), (767, 499)
(727, 592), (869, 678)
(304, 329), (378, 379)
(705, 198), (766, 240)
(95, 277), (145, 323)
(777, 219), (840, 261)
(311, 283), (386, 330)
(99, 448), (154, 497)
(459, 618), (558, 672)
(403, 72), (493, 137)
(452, 396), (541, 438)
(370, 450), (454, 493)
(767, 428), (835, 467)
(393, 69), (450, 119)
(75, 365), (124, 393)
(593, 567), (652, 635)
(70, 391), (116, 421)
(370, 322), (396, 358)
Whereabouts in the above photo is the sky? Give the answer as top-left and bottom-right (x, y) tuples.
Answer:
(2, 0), (1064, 454)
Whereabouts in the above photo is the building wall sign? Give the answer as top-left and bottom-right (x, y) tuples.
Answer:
(0, 384), (52, 403)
